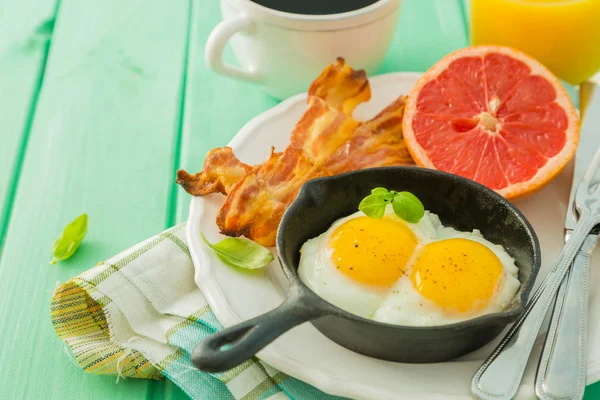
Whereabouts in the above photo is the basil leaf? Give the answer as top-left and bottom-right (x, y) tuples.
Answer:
(358, 194), (387, 219)
(370, 187), (393, 201)
(50, 213), (88, 265)
(202, 233), (274, 270)
(392, 192), (425, 223)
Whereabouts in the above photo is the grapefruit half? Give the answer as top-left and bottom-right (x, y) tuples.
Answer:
(402, 45), (579, 199)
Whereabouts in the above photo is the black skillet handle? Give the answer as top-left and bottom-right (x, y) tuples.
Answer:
(192, 286), (327, 373)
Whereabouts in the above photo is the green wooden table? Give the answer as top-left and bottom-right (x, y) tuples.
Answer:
(0, 0), (598, 398)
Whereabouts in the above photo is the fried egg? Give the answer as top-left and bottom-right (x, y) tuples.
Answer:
(298, 206), (520, 326)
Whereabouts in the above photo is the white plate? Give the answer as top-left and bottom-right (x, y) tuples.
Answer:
(187, 72), (600, 399)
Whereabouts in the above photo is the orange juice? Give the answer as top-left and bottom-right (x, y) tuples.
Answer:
(471, 0), (600, 84)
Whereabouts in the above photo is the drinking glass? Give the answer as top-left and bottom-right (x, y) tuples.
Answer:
(470, 0), (600, 85)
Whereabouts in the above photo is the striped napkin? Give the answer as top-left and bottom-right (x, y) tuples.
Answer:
(51, 223), (343, 400)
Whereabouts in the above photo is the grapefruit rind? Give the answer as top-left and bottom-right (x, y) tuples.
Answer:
(402, 45), (580, 199)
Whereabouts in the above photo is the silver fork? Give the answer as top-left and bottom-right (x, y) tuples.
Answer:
(471, 148), (600, 400)
(535, 233), (597, 400)
(536, 82), (600, 400)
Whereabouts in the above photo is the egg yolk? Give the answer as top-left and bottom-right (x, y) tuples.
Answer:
(411, 238), (503, 314)
(329, 216), (418, 286)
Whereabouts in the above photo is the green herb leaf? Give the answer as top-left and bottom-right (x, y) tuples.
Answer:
(50, 213), (88, 265)
(370, 187), (393, 201)
(359, 188), (425, 223)
(358, 194), (388, 219)
(392, 192), (425, 223)
(202, 233), (274, 270)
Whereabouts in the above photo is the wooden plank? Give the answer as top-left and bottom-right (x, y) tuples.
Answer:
(0, 0), (190, 399)
(461, 0), (471, 42)
(379, 0), (468, 74)
(0, 0), (57, 245)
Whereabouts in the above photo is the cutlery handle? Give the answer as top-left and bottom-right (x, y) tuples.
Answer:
(536, 234), (597, 400)
(471, 217), (600, 400)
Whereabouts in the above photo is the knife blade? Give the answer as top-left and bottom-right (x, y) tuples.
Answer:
(565, 82), (599, 232)
(536, 82), (600, 400)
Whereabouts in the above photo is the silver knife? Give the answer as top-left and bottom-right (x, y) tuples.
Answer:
(536, 82), (600, 400)
(472, 96), (600, 399)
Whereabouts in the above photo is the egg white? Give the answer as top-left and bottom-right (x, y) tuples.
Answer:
(298, 205), (521, 326)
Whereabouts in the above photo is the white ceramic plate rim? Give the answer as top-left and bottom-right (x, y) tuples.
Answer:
(187, 72), (600, 399)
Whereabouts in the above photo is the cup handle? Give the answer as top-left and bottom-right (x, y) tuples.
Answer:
(205, 15), (260, 83)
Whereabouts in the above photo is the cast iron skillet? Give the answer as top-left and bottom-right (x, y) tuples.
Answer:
(192, 166), (541, 373)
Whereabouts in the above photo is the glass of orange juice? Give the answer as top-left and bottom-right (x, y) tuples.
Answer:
(470, 0), (600, 84)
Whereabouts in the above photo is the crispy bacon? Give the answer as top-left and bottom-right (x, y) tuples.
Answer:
(308, 57), (371, 116)
(177, 59), (370, 197)
(217, 148), (323, 246)
(177, 60), (414, 246)
(217, 98), (361, 245)
(176, 147), (251, 195)
(326, 96), (414, 173)
(216, 97), (413, 246)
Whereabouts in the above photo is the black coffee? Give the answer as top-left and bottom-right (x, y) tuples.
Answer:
(251, 0), (380, 15)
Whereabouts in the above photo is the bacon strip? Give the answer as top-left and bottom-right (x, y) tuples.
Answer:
(217, 148), (322, 246)
(177, 60), (414, 246)
(176, 147), (251, 195)
(326, 96), (414, 174)
(308, 57), (371, 116)
(216, 97), (413, 246)
(177, 59), (371, 197)
(217, 98), (360, 245)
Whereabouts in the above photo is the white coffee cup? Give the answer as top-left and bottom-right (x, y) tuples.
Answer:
(205, 0), (402, 99)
